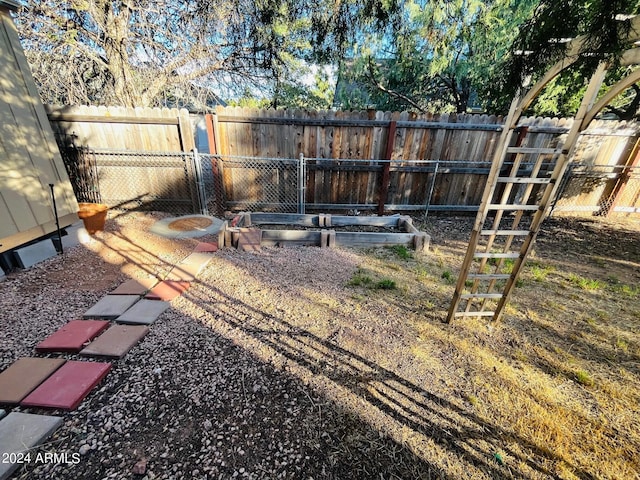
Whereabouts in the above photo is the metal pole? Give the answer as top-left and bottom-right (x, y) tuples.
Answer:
(192, 148), (209, 215)
(49, 183), (63, 254)
(298, 153), (305, 214)
(424, 161), (439, 221)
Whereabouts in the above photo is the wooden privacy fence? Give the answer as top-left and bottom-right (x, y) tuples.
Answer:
(206, 108), (640, 215)
(47, 105), (640, 216)
(46, 105), (195, 151)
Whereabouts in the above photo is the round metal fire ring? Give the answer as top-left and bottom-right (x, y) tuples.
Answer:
(150, 214), (225, 239)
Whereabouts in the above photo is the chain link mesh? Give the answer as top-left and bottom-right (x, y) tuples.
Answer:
(553, 164), (640, 217)
(200, 154), (300, 215)
(57, 143), (640, 219)
(60, 146), (201, 214)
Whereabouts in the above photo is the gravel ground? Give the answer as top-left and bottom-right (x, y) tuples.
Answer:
(1, 212), (438, 480)
(2, 211), (639, 480)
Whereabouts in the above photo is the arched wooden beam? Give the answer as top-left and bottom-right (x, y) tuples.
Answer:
(509, 15), (640, 129)
(581, 66), (640, 129)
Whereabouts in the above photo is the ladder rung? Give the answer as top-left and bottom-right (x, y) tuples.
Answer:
(488, 204), (540, 211)
(454, 311), (495, 318)
(506, 147), (562, 155)
(480, 229), (531, 236)
(461, 293), (504, 300)
(467, 273), (512, 280)
(497, 177), (552, 184)
(474, 252), (521, 259)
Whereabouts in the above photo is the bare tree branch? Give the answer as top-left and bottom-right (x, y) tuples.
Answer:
(365, 58), (426, 113)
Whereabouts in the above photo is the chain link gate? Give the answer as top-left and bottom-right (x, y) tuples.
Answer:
(198, 154), (302, 216)
(57, 143), (205, 214)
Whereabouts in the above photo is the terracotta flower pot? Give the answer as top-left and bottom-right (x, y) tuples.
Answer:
(77, 203), (109, 234)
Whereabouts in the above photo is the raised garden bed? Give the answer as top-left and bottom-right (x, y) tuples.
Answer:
(223, 212), (430, 252)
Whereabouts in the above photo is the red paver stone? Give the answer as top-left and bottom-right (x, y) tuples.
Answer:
(109, 277), (158, 295)
(194, 242), (218, 253)
(0, 358), (66, 405)
(80, 325), (149, 358)
(144, 281), (190, 301)
(20, 361), (111, 410)
(36, 320), (110, 353)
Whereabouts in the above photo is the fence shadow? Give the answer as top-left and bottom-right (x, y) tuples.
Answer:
(84, 217), (607, 479)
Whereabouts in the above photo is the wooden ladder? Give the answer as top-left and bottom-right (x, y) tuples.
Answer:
(446, 109), (563, 321)
(446, 65), (608, 323)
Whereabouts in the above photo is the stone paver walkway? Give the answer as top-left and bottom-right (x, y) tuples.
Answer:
(0, 358), (66, 404)
(83, 294), (140, 319)
(116, 299), (170, 325)
(0, 413), (63, 480)
(36, 320), (110, 353)
(0, 224), (221, 476)
(21, 361), (112, 410)
(109, 277), (158, 295)
(80, 324), (149, 358)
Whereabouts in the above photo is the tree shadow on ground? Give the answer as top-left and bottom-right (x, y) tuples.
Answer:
(78, 218), (607, 479)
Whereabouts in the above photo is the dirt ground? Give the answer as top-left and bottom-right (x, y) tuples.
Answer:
(1, 211), (639, 480)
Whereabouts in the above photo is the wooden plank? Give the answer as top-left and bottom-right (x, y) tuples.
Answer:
(250, 213), (319, 226)
(473, 251), (521, 259)
(378, 120), (396, 214)
(467, 273), (512, 280)
(399, 217), (420, 234)
(334, 231), (413, 247)
(487, 204), (540, 211)
(261, 229), (322, 246)
(330, 215), (400, 227)
(460, 293), (503, 300)
(480, 230), (531, 236)
(178, 108), (195, 152)
(497, 177), (552, 184)
(215, 111), (504, 131)
(46, 110), (180, 125)
(454, 311), (495, 318)
(506, 147), (561, 154)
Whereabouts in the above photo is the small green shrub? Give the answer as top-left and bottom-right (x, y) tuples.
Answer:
(529, 262), (555, 282)
(375, 279), (397, 290)
(348, 271), (373, 287)
(387, 244), (412, 260)
(568, 273), (604, 291)
(441, 270), (455, 284)
(575, 370), (594, 387)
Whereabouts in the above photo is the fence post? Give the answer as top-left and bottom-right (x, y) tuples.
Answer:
(299, 153), (306, 214)
(604, 136), (640, 217)
(192, 148), (209, 215)
(378, 120), (397, 216)
(424, 160), (439, 220)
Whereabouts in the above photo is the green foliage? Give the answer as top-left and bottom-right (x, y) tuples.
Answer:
(336, 0), (538, 113)
(348, 270), (374, 287)
(375, 279), (397, 290)
(575, 370), (595, 387)
(20, 0), (640, 114)
(529, 262), (555, 283)
(568, 273), (604, 291)
(386, 244), (412, 260)
(441, 270), (455, 284)
(500, 0), (640, 107)
(16, 0), (401, 107)
(348, 269), (396, 290)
